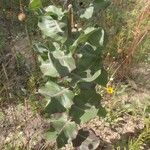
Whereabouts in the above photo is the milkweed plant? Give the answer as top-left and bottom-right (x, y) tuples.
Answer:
(29, 0), (110, 148)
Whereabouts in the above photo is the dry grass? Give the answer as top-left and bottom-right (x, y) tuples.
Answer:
(103, 0), (150, 80)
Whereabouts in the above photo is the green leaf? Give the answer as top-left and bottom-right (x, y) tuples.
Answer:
(59, 91), (74, 109)
(71, 70), (101, 84)
(73, 128), (100, 149)
(69, 27), (99, 53)
(88, 29), (105, 47)
(57, 130), (68, 148)
(45, 99), (66, 114)
(77, 82), (96, 90)
(38, 16), (66, 42)
(39, 81), (74, 109)
(40, 61), (59, 77)
(95, 68), (108, 86)
(39, 50), (76, 77)
(53, 50), (76, 73)
(80, 4), (94, 19)
(39, 55), (60, 77)
(52, 113), (68, 130)
(34, 43), (48, 53)
(80, 70), (101, 82)
(76, 44), (102, 71)
(84, 27), (96, 34)
(70, 105), (99, 124)
(72, 128), (89, 147)
(39, 81), (62, 97)
(70, 27), (104, 53)
(80, 107), (98, 124)
(71, 44), (103, 85)
(45, 5), (65, 20)
(49, 114), (78, 148)
(97, 106), (107, 118)
(29, 0), (42, 10)
(70, 89), (102, 124)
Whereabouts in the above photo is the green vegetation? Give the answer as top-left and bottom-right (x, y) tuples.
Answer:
(0, 0), (149, 149)
(29, 0), (109, 147)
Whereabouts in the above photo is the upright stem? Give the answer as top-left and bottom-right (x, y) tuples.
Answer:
(67, 4), (73, 38)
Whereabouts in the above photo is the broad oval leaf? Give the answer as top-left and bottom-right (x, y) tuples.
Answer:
(39, 81), (62, 97)
(71, 44), (103, 85)
(38, 16), (66, 42)
(95, 68), (108, 86)
(80, 106), (99, 124)
(39, 50), (76, 78)
(39, 55), (60, 77)
(88, 29), (105, 47)
(80, 4), (94, 19)
(45, 99), (66, 114)
(29, 0), (42, 10)
(80, 70), (101, 82)
(34, 43), (48, 53)
(70, 89), (102, 124)
(73, 128), (100, 150)
(47, 114), (78, 148)
(39, 81), (74, 109)
(52, 50), (76, 72)
(45, 5), (65, 20)
(69, 27), (103, 53)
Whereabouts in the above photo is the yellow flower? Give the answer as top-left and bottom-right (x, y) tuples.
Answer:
(106, 86), (115, 94)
